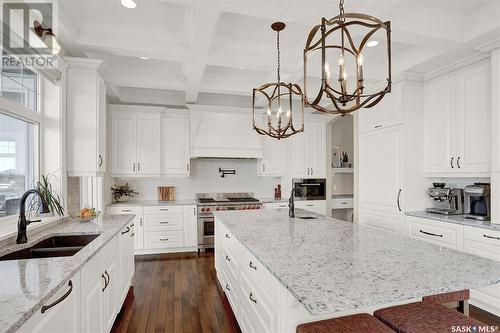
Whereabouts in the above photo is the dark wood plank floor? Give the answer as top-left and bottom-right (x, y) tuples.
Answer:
(112, 252), (500, 333)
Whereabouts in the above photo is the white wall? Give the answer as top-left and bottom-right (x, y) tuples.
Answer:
(112, 158), (282, 201)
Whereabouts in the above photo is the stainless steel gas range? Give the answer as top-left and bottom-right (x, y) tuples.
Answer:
(196, 192), (263, 250)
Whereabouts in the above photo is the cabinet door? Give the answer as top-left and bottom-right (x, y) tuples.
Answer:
(184, 205), (198, 247)
(18, 274), (81, 333)
(111, 112), (137, 175)
(455, 63), (490, 173)
(359, 126), (403, 213)
(291, 131), (308, 177)
(162, 115), (190, 176)
(359, 208), (403, 235)
(258, 136), (286, 176)
(359, 83), (403, 133)
(134, 215), (144, 250)
(118, 222), (134, 305)
(137, 113), (161, 175)
(308, 122), (326, 178)
(97, 76), (107, 173)
(103, 254), (118, 332)
(423, 75), (456, 174)
(81, 273), (104, 333)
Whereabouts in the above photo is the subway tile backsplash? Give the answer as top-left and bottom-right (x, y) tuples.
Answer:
(113, 159), (281, 200)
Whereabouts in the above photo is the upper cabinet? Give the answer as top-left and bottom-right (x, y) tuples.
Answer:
(424, 61), (490, 176)
(162, 111), (190, 177)
(66, 57), (107, 176)
(292, 119), (326, 178)
(358, 83), (403, 133)
(110, 105), (162, 177)
(258, 135), (286, 176)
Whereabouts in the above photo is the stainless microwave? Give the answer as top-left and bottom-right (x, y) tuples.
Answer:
(292, 179), (326, 200)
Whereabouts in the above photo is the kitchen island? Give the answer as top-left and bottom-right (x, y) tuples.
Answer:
(214, 209), (500, 332)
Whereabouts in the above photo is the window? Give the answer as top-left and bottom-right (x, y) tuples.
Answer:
(0, 59), (38, 220)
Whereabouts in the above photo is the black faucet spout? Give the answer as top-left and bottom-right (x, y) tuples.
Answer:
(289, 187), (304, 218)
(16, 189), (50, 244)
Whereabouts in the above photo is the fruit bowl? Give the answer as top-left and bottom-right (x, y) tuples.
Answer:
(70, 208), (101, 222)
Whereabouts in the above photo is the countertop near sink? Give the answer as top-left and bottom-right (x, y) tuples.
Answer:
(107, 199), (197, 207)
(0, 214), (134, 333)
(406, 211), (500, 232)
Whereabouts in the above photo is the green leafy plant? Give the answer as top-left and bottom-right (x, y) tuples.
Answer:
(111, 183), (139, 201)
(29, 175), (64, 216)
(342, 151), (349, 163)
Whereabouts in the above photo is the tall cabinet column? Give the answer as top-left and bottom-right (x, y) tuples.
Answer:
(489, 47), (500, 223)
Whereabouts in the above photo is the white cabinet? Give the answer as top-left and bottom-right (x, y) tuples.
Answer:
(264, 202), (288, 209)
(18, 274), (81, 333)
(359, 83), (403, 133)
(110, 105), (162, 176)
(294, 200), (326, 215)
(66, 57), (106, 176)
(117, 220), (135, 305)
(405, 216), (464, 251)
(81, 269), (104, 333)
(359, 209), (403, 234)
(292, 119), (326, 178)
(162, 112), (190, 176)
(258, 136), (286, 176)
(184, 205), (198, 248)
(103, 253), (118, 333)
(424, 61), (490, 176)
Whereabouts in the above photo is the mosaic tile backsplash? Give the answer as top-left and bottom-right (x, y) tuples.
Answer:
(113, 159), (282, 200)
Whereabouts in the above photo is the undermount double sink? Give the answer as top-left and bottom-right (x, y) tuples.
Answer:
(0, 234), (100, 261)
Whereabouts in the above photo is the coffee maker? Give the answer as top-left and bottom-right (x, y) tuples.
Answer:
(464, 183), (490, 221)
(426, 184), (464, 215)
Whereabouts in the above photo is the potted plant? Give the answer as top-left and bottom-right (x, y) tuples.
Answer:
(29, 175), (64, 217)
(111, 183), (139, 202)
(341, 152), (349, 167)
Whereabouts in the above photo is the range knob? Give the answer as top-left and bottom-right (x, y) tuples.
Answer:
(251, 206), (256, 209)
(206, 207), (211, 212)
(201, 208), (205, 212)
(216, 207), (220, 211)
(256, 206), (261, 209)
(242, 206), (246, 210)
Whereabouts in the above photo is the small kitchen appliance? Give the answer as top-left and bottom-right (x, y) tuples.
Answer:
(426, 186), (463, 215)
(196, 192), (263, 251)
(292, 179), (326, 200)
(464, 183), (490, 221)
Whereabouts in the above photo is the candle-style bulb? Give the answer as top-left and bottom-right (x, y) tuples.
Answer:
(286, 109), (291, 118)
(267, 107), (271, 116)
(357, 53), (363, 66)
(338, 55), (345, 81)
(338, 56), (344, 66)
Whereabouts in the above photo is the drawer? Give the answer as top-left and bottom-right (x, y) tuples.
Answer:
(464, 226), (500, 247)
(239, 246), (280, 301)
(263, 202), (288, 209)
(144, 213), (183, 231)
(107, 206), (143, 215)
(406, 216), (463, 251)
(360, 209), (402, 234)
(219, 269), (239, 318)
(145, 231), (184, 249)
(219, 224), (239, 255)
(239, 269), (279, 333)
(331, 198), (353, 209)
(81, 235), (117, 287)
(221, 244), (239, 283)
(143, 205), (184, 215)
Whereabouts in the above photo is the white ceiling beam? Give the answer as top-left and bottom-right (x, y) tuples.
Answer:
(183, 6), (220, 103)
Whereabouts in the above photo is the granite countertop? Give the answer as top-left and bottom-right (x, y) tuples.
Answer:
(108, 199), (197, 207)
(0, 214), (134, 333)
(215, 209), (500, 316)
(258, 197), (289, 204)
(406, 211), (500, 232)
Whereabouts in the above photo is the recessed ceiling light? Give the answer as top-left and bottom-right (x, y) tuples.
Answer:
(121, 0), (136, 9)
(367, 40), (379, 47)
(140, 56), (149, 60)
(238, 66), (245, 70)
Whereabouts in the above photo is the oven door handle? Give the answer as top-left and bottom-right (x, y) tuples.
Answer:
(298, 183), (321, 186)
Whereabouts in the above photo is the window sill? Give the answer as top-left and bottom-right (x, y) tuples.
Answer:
(0, 215), (64, 242)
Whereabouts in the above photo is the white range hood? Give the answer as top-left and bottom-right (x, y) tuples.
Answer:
(189, 105), (263, 159)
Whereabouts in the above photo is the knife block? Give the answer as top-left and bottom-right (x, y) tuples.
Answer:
(158, 186), (176, 201)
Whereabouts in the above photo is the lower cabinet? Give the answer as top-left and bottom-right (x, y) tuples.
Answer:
(19, 221), (135, 333)
(359, 208), (404, 235)
(405, 216), (463, 251)
(294, 200), (326, 215)
(263, 202), (288, 210)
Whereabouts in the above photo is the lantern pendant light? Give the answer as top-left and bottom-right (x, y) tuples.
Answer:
(252, 22), (304, 140)
(303, 0), (392, 115)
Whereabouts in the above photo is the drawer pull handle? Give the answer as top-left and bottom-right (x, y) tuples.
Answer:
(249, 292), (257, 304)
(249, 261), (257, 270)
(122, 209), (132, 212)
(225, 234), (230, 239)
(130, 223), (134, 227)
(41, 280), (73, 313)
(419, 229), (443, 238)
(121, 226), (130, 235)
(306, 204), (314, 207)
(160, 238), (169, 241)
(374, 125), (382, 129)
(483, 234), (500, 240)
(225, 255), (231, 262)
(105, 271), (110, 287)
(131, 232), (134, 237)
(101, 273), (108, 292)
(160, 221), (169, 224)
(225, 284), (231, 291)
(160, 208), (169, 211)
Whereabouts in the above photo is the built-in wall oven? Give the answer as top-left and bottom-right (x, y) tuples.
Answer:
(292, 178), (326, 200)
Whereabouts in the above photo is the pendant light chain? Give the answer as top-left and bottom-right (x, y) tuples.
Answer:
(339, 0), (345, 23)
(276, 29), (281, 83)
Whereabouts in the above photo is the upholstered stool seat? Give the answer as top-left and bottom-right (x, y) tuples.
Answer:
(422, 289), (470, 315)
(296, 313), (395, 333)
(374, 301), (495, 333)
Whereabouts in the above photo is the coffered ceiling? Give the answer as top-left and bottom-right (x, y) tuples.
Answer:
(58, 0), (500, 108)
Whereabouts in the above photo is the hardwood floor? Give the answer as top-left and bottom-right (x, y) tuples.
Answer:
(111, 251), (240, 333)
(112, 252), (500, 333)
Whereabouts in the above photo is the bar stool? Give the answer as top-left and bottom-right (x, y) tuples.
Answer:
(296, 313), (395, 333)
(422, 289), (470, 315)
(374, 301), (494, 333)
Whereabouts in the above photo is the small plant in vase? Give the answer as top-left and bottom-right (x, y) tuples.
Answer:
(111, 183), (139, 202)
(29, 175), (64, 217)
(341, 152), (349, 168)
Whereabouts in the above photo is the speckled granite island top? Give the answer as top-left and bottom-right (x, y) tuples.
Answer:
(215, 209), (500, 316)
(0, 214), (134, 333)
